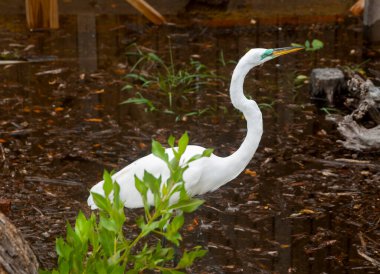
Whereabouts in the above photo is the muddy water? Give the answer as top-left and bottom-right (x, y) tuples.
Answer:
(0, 14), (379, 273)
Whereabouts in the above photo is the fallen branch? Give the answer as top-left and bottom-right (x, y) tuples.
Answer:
(24, 176), (83, 187)
(357, 248), (380, 269)
(337, 116), (380, 151)
(357, 232), (380, 269)
(293, 155), (380, 170)
(326, 71), (380, 151)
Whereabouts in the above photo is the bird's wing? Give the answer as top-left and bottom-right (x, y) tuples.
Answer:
(88, 145), (207, 209)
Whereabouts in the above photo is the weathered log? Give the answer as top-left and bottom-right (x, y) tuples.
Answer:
(310, 68), (346, 105)
(337, 115), (380, 151)
(324, 70), (380, 151)
(346, 74), (380, 123)
(0, 212), (39, 274)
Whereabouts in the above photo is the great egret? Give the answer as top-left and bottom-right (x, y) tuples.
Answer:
(88, 46), (303, 209)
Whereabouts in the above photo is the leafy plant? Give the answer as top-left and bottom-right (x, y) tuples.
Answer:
(41, 132), (211, 273)
(121, 44), (222, 119)
(320, 107), (341, 115)
(292, 39), (324, 52)
(294, 74), (309, 88)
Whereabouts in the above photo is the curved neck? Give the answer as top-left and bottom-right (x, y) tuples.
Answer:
(222, 59), (263, 182)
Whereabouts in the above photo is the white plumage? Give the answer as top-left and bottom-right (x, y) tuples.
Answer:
(88, 47), (303, 209)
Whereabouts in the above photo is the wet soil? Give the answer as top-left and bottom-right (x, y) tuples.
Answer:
(0, 13), (380, 273)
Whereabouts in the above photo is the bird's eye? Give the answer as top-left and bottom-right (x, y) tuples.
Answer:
(260, 49), (274, 60)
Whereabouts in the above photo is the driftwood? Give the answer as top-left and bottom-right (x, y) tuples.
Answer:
(326, 71), (380, 151)
(0, 212), (39, 274)
(293, 155), (380, 171)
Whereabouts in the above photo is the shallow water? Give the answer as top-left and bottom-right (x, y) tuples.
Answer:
(0, 12), (379, 273)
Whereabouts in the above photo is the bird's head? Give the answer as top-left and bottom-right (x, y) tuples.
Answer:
(244, 46), (304, 66)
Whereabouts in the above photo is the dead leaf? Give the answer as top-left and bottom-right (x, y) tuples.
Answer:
(84, 118), (103, 123)
(91, 89), (105, 94)
(0, 139), (6, 143)
(138, 142), (147, 149)
(54, 107), (64, 112)
(317, 129), (327, 136)
(94, 104), (104, 110)
(244, 169), (257, 177)
(299, 209), (316, 215)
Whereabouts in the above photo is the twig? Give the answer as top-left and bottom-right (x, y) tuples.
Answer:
(357, 248), (380, 269)
(294, 155), (380, 170)
(357, 231), (380, 269)
(0, 143), (5, 161)
(32, 206), (44, 217)
(25, 176), (83, 187)
(358, 232), (367, 250)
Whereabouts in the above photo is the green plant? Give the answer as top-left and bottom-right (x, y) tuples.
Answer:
(320, 107), (341, 115)
(41, 133), (211, 274)
(121, 44), (222, 117)
(294, 74), (309, 88)
(292, 39), (324, 52)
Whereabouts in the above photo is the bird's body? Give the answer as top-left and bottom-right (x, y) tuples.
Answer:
(88, 46), (302, 209)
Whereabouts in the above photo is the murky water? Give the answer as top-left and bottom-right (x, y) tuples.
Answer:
(1, 12), (379, 273)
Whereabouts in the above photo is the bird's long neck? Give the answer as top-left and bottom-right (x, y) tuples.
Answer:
(221, 59), (263, 182)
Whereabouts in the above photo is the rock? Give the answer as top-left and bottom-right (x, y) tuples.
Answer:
(310, 68), (346, 105)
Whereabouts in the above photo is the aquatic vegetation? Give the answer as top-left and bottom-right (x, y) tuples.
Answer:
(40, 133), (208, 273)
(121, 44), (223, 119)
(292, 39), (324, 52)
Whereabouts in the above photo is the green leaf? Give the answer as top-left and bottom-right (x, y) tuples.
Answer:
(75, 211), (90, 243)
(56, 237), (72, 260)
(177, 132), (189, 156)
(170, 214), (184, 231)
(110, 266), (125, 274)
(141, 220), (160, 237)
(169, 198), (204, 213)
(177, 246), (207, 268)
(188, 148), (213, 163)
(98, 229), (115, 256)
(135, 175), (148, 197)
(121, 84), (133, 91)
(143, 171), (160, 195)
(291, 43), (304, 48)
(147, 52), (164, 64)
(311, 39), (324, 50)
(305, 40), (311, 49)
(91, 192), (110, 211)
(152, 140), (168, 162)
(202, 148), (213, 157)
(294, 74), (309, 87)
(162, 270), (185, 274)
(102, 170), (113, 197)
(168, 135), (175, 148)
(57, 260), (70, 274)
(100, 218), (118, 233)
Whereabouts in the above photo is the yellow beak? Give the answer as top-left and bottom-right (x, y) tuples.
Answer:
(272, 46), (304, 57)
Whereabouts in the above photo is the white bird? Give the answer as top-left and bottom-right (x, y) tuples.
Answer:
(88, 46), (303, 209)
